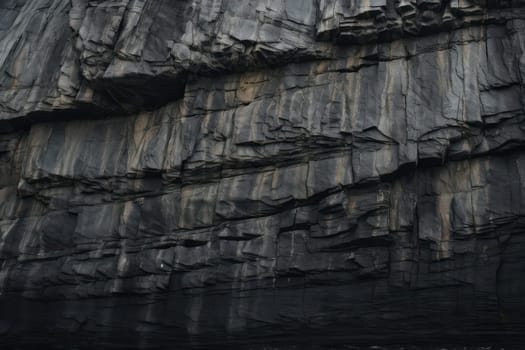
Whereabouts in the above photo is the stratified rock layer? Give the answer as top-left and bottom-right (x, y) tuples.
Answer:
(1, 1), (525, 349)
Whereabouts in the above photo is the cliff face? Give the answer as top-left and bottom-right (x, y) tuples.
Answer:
(1, 1), (525, 348)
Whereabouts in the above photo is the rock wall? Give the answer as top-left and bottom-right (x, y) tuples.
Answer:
(1, 0), (525, 348)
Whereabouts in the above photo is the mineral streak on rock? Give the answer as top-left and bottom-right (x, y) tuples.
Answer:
(1, 0), (525, 349)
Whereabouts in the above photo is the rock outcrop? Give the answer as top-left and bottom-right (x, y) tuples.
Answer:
(1, 0), (525, 349)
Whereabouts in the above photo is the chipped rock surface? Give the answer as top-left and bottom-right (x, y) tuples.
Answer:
(1, 0), (525, 349)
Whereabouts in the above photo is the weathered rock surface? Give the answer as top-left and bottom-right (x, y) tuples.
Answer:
(1, 0), (525, 349)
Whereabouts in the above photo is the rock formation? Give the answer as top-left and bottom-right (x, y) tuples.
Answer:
(1, 0), (525, 348)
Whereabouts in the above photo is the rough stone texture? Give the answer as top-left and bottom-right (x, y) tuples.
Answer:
(1, 0), (525, 349)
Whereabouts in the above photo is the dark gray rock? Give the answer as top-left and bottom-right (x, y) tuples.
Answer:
(1, 1), (525, 349)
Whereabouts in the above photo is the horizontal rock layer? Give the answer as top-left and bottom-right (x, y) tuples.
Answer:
(1, 0), (525, 349)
